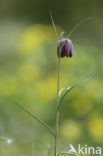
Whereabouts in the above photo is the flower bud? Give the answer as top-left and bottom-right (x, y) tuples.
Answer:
(57, 38), (73, 58)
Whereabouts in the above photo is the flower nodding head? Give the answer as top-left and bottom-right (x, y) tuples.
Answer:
(57, 38), (73, 58)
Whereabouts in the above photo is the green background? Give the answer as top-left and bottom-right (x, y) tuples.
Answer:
(0, 0), (103, 155)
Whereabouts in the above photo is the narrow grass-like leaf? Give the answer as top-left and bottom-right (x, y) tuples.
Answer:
(32, 141), (35, 156)
(9, 96), (55, 137)
(59, 87), (70, 97)
(58, 78), (90, 110)
(68, 17), (93, 38)
(56, 152), (80, 156)
(49, 10), (59, 42)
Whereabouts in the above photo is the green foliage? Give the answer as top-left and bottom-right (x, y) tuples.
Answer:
(0, 9), (103, 155)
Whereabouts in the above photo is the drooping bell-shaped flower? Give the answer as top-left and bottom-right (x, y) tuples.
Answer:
(57, 38), (73, 58)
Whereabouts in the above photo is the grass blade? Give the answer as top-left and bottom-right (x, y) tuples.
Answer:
(59, 87), (70, 97)
(9, 96), (55, 137)
(68, 17), (93, 38)
(49, 10), (59, 42)
(32, 141), (35, 156)
(58, 78), (90, 110)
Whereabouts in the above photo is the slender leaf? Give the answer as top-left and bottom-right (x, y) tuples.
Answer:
(58, 78), (90, 110)
(59, 87), (70, 97)
(68, 17), (93, 38)
(49, 10), (59, 42)
(32, 141), (35, 156)
(9, 96), (55, 137)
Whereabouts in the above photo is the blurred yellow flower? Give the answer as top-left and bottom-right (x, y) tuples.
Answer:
(36, 74), (57, 103)
(0, 76), (17, 96)
(72, 94), (93, 116)
(19, 24), (62, 55)
(18, 63), (40, 83)
(85, 79), (103, 100)
(88, 116), (103, 142)
(60, 119), (82, 142)
(72, 79), (103, 116)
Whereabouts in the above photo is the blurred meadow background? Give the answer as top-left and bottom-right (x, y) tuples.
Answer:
(0, 0), (103, 155)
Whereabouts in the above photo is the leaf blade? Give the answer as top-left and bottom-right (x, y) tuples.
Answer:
(49, 10), (59, 42)
(59, 87), (70, 97)
(58, 78), (90, 110)
(9, 96), (55, 137)
(68, 17), (93, 38)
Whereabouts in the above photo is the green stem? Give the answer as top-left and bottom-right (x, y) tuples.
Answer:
(57, 57), (60, 100)
(54, 135), (57, 156)
(54, 56), (61, 156)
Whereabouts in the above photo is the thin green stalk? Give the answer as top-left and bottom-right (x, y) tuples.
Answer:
(54, 55), (61, 156)
(54, 135), (57, 156)
(49, 12), (61, 155)
(32, 142), (35, 156)
(56, 110), (60, 137)
(57, 57), (60, 101)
